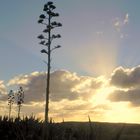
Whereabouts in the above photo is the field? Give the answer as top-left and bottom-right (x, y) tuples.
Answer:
(0, 116), (140, 140)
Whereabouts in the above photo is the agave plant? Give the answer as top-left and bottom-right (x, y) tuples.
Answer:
(8, 90), (15, 119)
(16, 86), (24, 118)
(38, 1), (62, 123)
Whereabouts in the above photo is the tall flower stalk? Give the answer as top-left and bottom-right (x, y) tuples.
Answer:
(17, 86), (24, 118)
(8, 90), (15, 119)
(38, 1), (62, 123)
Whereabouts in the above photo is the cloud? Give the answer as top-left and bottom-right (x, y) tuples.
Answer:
(0, 101), (10, 116)
(0, 81), (7, 95)
(49, 100), (92, 118)
(114, 18), (121, 32)
(0, 70), (107, 121)
(7, 70), (102, 103)
(2, 67), (140, 122)
(113, 13), (129, 32)
(124, 13), (129, 25)
(110, 66), (140, 88)
(108, 88), (140, 106)
(108, 65), (140, 106)
(48, 100), (112, 121)
(0, 81), (7, 101)
(113, 13), (129, 39)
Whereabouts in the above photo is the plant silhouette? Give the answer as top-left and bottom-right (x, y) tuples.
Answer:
(37, 1), (62, 123)
(16, 86), (24, 118)
(8, 90), (15, 119)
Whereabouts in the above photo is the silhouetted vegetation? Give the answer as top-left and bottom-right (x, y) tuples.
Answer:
(8, 86), (24, 119)
(0, 116), (140, 140)
(16, 86), (24, 118)
(37, 1), (62, 123)
(8, 90), (14, 118)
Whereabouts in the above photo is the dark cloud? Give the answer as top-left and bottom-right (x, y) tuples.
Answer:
(13, 70), (79, 103)
(109, 66), (140, 106)
(110, 66), (140, 88)
(7, 70), (102, 103)
(108, 88), (140, 106)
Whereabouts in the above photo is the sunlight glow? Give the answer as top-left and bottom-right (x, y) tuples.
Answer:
(92, 87), (115, 105)
(79, 40), (119, 77)
(104, 102), (140, 123)
(91, 77), (115, 105)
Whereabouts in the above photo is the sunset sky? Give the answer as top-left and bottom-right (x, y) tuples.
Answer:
(1, 0), (140, 123)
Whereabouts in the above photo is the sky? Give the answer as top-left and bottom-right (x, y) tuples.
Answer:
(1, 0), (140, 123)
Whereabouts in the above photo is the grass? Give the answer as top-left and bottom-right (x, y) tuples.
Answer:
(0, 116), (140, 140)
